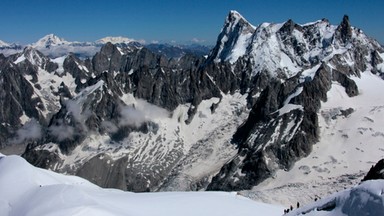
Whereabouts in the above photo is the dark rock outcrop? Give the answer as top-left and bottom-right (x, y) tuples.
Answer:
(336, 15), (353, 44)
(0, 58), (44, 147)
(362, 159), (384, 181)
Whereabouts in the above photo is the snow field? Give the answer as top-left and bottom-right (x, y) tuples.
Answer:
(0, 154), (283, 216)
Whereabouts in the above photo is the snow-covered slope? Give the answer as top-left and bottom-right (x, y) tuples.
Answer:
(0, 154), (283, 216)
(286, 180), (384, 216)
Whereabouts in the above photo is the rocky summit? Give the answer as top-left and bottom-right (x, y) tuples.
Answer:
(0, 11), (383, 194)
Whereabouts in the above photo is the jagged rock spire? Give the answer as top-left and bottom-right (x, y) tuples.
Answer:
(336, 15), (352, 44)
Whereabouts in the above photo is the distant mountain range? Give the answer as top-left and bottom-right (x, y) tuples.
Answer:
(0, 34), (212, 59)
(0, 39), (23, 56)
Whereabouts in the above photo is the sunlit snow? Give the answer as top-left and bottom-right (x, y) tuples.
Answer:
(0, 154), (283, 216)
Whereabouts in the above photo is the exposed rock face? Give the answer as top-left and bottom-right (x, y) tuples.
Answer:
(0, 11), (383, 193)
(362, 159), (384, 181)
(0, 57), (45, 148)
(336, 15), (353, 44)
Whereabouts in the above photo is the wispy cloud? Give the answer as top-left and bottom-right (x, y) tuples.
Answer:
(119, 106), (146, 127)
(118, 99), (170, 128)
(9, 119), (42, 144)
(49, 123), (75, 141)
(137, 39), (146, 44)
(48, 100), (89, 141)
(191, 38), (206, 43)
(101, 121), (119, 133)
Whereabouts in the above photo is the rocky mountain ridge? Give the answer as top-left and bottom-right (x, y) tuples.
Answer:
(0, 11), (383, 195)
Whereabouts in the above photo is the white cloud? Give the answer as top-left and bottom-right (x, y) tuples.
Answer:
(118, 99), (170, 128)
(48, 100), (90, 141)
(137, 39), (146, 44)
(101, 121), (119, 133)
(191, 38), (206, 43)
(9, 119), (42, 144)
(49, 124), (75, 141)
(119, 106), (146, 127)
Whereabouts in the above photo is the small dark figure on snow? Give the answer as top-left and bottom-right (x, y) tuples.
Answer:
(315, 197), (318, 201)
(297, 202), (300, 208)
(290, 205), (293, 211)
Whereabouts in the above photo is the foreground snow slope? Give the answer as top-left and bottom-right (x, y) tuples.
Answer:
(286, 180), (384, 216)
(0, 154), (283, 216)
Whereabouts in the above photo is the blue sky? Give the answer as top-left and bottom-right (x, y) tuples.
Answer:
(1, 0), (383, 45)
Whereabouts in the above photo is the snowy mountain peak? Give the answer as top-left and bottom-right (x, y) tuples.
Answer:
(14, 46), (56, 72)
(32, 34), (69, 48)
(224, 10), (256, 34)
(209, 12), (384, 79)
(227, 10), (246, 23)
(96, 36), (138, 44)
(0, 39), (10, 47)
(0, 154), (283, 216)
(0, 39), (21, 49)
(210, 10), (256, 63)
